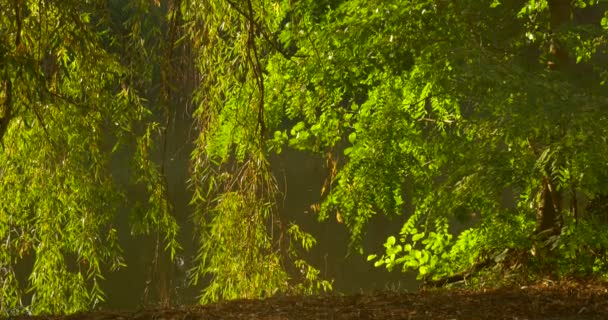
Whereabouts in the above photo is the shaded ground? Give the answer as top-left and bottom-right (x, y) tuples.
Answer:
(11, 280), (608, 320)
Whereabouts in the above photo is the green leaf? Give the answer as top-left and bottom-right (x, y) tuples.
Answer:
(348, 132), (357, 143)
(386, 236), (396, 247)
(412, 233), (425, 242)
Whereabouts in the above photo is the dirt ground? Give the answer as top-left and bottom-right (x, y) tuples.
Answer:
(10, 280), (608, 320)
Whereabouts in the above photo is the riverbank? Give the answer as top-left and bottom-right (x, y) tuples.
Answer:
(9, 279), (608, 320)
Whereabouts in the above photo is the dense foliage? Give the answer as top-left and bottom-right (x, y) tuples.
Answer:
(0, 0), (182, 314)
(197, 0), (608, 287)
(1, 0), (608, 316)
(0, 0), (327, 315)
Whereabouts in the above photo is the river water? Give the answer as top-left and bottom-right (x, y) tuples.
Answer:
(101, 120), (417, 310)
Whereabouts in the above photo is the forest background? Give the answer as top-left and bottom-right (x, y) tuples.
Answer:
(1, 0), (608, 316)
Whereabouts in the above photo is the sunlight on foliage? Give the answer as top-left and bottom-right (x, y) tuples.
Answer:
(2, 0), (608, 315)
(0, 0), (179, 314)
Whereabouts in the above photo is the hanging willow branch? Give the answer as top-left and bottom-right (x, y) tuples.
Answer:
(0, 0), (22, 145)
(246, 0), (266, 143)
(225, 0), (266, 142)
(0, 78), (12, 147)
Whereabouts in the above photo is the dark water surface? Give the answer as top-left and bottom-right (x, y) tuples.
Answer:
(101, 120), (417, 310)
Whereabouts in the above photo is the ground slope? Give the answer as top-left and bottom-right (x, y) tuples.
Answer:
(10, 280), (608, 320)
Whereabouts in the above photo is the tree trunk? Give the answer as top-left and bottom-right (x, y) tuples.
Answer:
(547, 0), (572, 69)
(533, 0), (571, 239)
(535, 176), (562, 238)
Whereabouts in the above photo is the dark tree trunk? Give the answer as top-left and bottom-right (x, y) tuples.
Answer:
(535, 176), (562, 238)
(548, 0), (572, 30)
(546, 0), (572, 69)
(533, 0), (571, 239)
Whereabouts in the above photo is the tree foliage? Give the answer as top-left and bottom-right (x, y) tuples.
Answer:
(199, 0), (608, 286)
(0, 0), (180, 314)
(183, 0), (332, 302)
(0, 0), (329, 315)
(1, 0), (608, 316)
(251, 0), (608, 284)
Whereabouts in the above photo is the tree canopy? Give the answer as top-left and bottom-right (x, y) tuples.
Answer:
(1, 0), (608, 316)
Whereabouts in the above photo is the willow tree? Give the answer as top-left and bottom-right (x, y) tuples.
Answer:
(191, 0), (608, 285)
(2, 0), (608, 315)
(1, 0), (329, 315)
(181, 0), (332, 303)
(0, 0), (180, 315)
